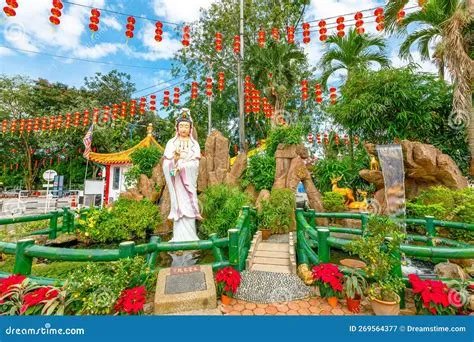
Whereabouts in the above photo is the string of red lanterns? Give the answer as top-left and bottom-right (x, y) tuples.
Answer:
(330, 87), (337, 104)
(155, 21), (163, 42)
(191, 82), (198, 100)
(215, 32), (223, 52)
(89, 8), (100, 33)
(49, 0), (63, 26)
(205, 78), (212, 98)
(318, 20), (327, 42)
(258, 29), (265, 48)
(244, 76), (252, 114)
(271, 27), (279, 41)
(301, 80), (309, 102)
(163, 90), (170, 107)
(287, 26), (295, 44)
(125, 16), (135, 39)
(336, 16), (345, 37)
(233, 35), (241, 54)
(302, 22), (310, 44)
(375, 7), (385, 32)
(354, 12), (364, 35)
(182, 25), (190, 47)
(3, 0), (17, 17)
(173, 87), (180, 104)
(139, 97), (146, 115)
(217, 72), (224, 93)
(397, 7), (406, 25)
(149, 95), (156, 112)
(315, 83), (323, 104)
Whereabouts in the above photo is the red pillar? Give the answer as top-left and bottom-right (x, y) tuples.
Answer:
(104, 165), (111, 206)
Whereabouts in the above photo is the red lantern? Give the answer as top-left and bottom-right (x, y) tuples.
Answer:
(315, 83), (323, 104)
(354, 136), (359, 145)
(65, 112), (71, 129)
(318, 20), (327, 42)
(301, 80), (308, 102)
(55, 115), (62, 130)
(233, 35), (240, 54)
(173, 87), (180, 104)
(26, 119), (32, 134)
(139, 97), (146, 115)
(33, 117), (40, 133)
(354, 12), (364, 34)
(244, 76), (252, 114)
(89, 8), (100, 32)
(155, 21), (163, 42)
(93, 108), (99, 124)
(121, 102), (127, 119)
(103, 106), (109, 122)
(182, 25), (190, 47)
(41, 117), (48, 132)
(316, 133), (321, 144)
(324, 133), (329, 145)
(334, 133), (339, 145)
(258, 29), (265, 48)
(329, 87), (337, 105)
(251, 88), (260, 114)
(336, 17), (345, 37)
(2, 120), (7, 134)
(3, 0), (17, 17)
(217, 72), (224, 92)
(163, 90), (170, 107)
(130, 100), (136, 117)
(215, 32), (222, 52)
(73, 112), (80, 128)
(9, 119), (16, 134)
(307, 133), (314, 144)
(302, 22), (310, 44)
(112, 103), (119, 119)
(49, 116), (55, 132)
(191, 82), (198, 100)
(49, 0), (62, 25)
(262, 97), (271, 118)
(375, 8), (385, 32)
(83, 110), (90, 126)
(125, 16), (135, 39)
(19, 118), (25, 135)
(286, 26), (295, 44)
(206, 78), (212, 98)
(149, 95), (156, 112)
(397, 9), (406, 25)
(344, 135), (349, 146)
(271, 27), (279, 41)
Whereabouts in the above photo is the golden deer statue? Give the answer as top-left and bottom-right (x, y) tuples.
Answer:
(348, 190), (368, 210)
(369, 154), (380, 171)
(330, 176), (355, 205)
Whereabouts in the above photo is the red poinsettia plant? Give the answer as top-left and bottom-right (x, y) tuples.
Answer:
(114, 286), (147, 315)
(312, 263), (343, 298)
(408, 274), (467, 315)
(215, 266), (241, 298)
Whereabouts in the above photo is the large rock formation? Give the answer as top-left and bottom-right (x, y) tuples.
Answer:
(360, 140), (468, 205)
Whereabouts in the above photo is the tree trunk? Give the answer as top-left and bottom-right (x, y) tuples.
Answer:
(21, 133), (33, 191)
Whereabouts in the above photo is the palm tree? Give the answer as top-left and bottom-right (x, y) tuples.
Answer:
(385, 0), (474, 176)
(319, 28), (390, 86)
(319, 28), (390, 159)
(246, 39), (308, 124)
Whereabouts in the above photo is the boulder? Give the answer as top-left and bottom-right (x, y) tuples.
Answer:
(120, 188), (144, 201)
(286, 156), (309, 191)
(295, 144), (309, 159)
(434, 262), (470, 281)
(273, 157), (291, 189)
(151, 162), (166, 198)
(275, 144), (298, 159)
(197, 157), (208, 192)
(138, 174), (158, 202)
(359, 169), (385, 190)
(303, 179), (324, 214)
(157, 186), (172, 234)
(225, 152), (247, 187)
(256, 189), (271, 212)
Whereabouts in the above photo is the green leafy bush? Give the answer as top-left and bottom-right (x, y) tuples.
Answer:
(125, 146), (162, 187)
(66, 256), (155, 315)
(241, 152), (276, 191)
(32, 261), (97, 279)
(78, 199), (161, 243)
(266, 124), (304, 155)
(258, 188), (295, 234)
(199, 185), (252, 238)
(322, 192), (346, 212)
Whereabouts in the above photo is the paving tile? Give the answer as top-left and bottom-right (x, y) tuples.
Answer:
(275, 304), (289, 313)
(286, 309), (299, 315)
(288, 302), (300, 310)
(275, 312), (286, 315)
(228, 311), (241, 315)
(308, 298), (321, 306)
(245, 303), (257, 310)
(298, 301), (310, 309)
(309, 306), (322, 314)
(265, 306), (278, 315)
(233, 304), (245, 312)
(241, 309), (254, 315)
(297, 308), (311, 315)
(253, 308), (266, 315)
(331, 308), (344, 315)
(221, 305), (233, 314)
(256, 303), (267, 308)
(319, 310), (333, 315)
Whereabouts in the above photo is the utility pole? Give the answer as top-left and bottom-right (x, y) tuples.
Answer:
(238, 0), (245, 152)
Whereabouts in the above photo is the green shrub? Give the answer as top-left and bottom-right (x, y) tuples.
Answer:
(258, 188), (295, 234)
(66, 256), (155, 315)
(241, 152), (276, 191)
(31, 261), (96, 279)
(78, 199), (161, 243)
(322, 192), (346, 212)
(266, 124), (304, 155)
(199, 185), (252, 238)
(125, 146), (162, 187)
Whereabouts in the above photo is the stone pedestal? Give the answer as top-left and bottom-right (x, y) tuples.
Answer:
(153, 265), (217, 314)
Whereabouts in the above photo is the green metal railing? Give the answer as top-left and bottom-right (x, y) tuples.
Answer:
(0, 206), (255, 284)
(296, 208), (474, 308)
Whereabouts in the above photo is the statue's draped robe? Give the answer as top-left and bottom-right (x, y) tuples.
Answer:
(162, 136), (201, 242)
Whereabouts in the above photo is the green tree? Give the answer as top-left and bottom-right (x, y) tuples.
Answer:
(83, 70), (136, 106)
(384, 0), (473, 176)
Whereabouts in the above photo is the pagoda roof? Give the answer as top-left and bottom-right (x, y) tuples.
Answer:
(88, 124), (164, 166)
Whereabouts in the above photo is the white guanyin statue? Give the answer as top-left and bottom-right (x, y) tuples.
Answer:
(162, 108), (202, 243)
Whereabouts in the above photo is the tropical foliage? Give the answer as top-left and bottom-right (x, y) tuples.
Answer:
(258, 188), (295, 234)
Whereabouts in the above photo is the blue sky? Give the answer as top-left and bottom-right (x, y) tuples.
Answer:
(0, 0), (436, 111)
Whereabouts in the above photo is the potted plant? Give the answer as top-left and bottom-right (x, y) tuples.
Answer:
(312, 263), (343, 307)
(258, 188), (295, 240)
(215, 266), (241, 305)
(343, 270), (368, 313)
(345, 215), (406, 315)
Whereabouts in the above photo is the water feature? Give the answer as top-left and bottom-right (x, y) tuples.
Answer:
(376, 144), (407, 233)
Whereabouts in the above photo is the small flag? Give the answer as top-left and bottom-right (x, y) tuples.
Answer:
(82, 124), (94, 159)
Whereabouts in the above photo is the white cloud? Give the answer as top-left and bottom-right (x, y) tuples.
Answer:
(73, 42), (124, 59)
(102, 16), (123, 31)
(0, 47), (15, 56)
(131, 21), (182, 61)
(391, 51), (438, 74)
(152, 0), (215, 22)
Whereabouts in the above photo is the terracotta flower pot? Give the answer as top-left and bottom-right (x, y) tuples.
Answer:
(346, 295), (361, 313)
(261, 229), (271, 240)
(369, 294), (400, 315)
(221, 294), (232, 305)
(327, 296), (338, 308)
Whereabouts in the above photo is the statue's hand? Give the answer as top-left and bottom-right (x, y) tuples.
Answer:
(174, 151), (180, 162)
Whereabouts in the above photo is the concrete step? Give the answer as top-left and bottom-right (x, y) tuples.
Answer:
(254, 250), (290, 258)
(256, 243), (288, 252)
(252, 257), (290, 266)
(251, 264), (292, 274)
